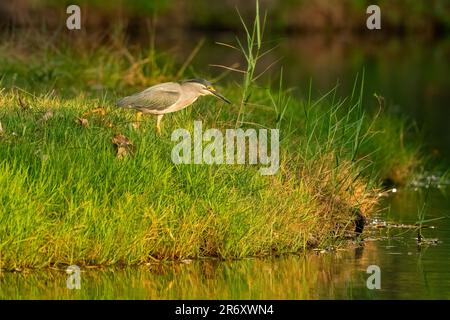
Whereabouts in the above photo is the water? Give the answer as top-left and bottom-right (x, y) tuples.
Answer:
(1, 34), (449, 299)
(1, 187), (449, 299)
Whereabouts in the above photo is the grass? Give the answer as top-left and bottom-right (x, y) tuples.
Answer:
(0, 22), (421, 270)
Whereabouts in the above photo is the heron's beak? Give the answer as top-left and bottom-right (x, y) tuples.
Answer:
(210, 90), (231, 104)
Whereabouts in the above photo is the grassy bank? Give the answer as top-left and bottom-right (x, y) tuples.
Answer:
(0, 31), (420, 270)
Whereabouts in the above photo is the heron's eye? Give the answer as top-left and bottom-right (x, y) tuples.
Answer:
(207, 86), (215, 92)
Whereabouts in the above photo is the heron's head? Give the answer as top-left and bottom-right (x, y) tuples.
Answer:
(182, 79), (231, 104)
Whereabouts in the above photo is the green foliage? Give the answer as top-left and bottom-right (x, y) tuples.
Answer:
(0, 3), (422, 268)
(0, 41), (420, 268)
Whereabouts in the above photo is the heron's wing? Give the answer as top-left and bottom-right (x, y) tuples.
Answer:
(117, 83), (181, 111)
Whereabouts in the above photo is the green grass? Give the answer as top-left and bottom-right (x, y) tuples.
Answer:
(0, 27), (421, 270)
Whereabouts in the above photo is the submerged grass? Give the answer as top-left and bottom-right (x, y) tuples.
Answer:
(0, 25), (421, 269)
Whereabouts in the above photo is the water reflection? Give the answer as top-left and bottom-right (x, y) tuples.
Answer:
(0, 251), (365, 299)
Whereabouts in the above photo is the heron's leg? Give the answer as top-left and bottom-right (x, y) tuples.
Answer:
(156, 114), (164, 135)
(133, 111), (143, 130)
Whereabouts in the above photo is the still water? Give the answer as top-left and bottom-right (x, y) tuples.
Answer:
(1, 187), (449, 299)
(1, 35), (449, 299)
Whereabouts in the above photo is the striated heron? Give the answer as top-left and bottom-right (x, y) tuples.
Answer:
(117, 79), (230, 134)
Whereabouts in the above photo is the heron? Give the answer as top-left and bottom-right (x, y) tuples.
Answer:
(116, 79), (231, 134)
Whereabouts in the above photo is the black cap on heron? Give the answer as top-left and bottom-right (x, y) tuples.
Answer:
(117, 79), (231, 134)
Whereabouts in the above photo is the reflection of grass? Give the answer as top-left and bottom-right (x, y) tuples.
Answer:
(0, 253), (370, 299)
(0, 26), (422, 269)
(417, 185), (431, 242)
